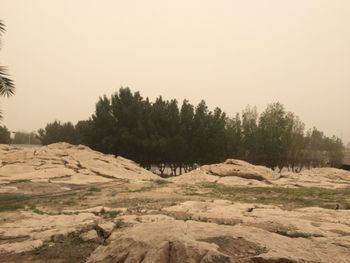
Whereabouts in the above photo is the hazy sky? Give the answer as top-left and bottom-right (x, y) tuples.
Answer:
(1, 0), (350, 143)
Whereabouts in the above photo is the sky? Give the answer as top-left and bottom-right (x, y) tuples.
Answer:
(1, 0), (350, 143)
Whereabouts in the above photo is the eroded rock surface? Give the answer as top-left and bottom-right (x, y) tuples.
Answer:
(1, 145), (350, 262)
(87, 214), (350, 263)
(0, 143), (160, 193)
(171, 159), (350, 189)
(0, 211), (98, 254)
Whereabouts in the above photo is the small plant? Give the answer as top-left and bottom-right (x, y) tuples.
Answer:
(99, 208), (121, 219)
(115, 218), (124, 228)
(0, 193), (28, 212)
(152, 179), (169, 185)
(88, 186), (101, 192)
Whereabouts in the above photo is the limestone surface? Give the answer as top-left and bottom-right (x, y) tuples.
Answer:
(0, 143), (160, 191)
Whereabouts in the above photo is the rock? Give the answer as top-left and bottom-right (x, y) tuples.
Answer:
(80, 230), (100, 242)
(0, 143), (161, 191)
(0, 212), (98, 254)
(95, 222), (115, 239)
(87, 217), (350, 263)
(171, 158), (350, 189)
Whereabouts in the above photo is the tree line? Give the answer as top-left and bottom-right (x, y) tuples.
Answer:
(0, 128), (41, 145)
(36, 87), (344, 174)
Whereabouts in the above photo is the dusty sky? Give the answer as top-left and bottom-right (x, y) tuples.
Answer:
(1, 0), (350, 143)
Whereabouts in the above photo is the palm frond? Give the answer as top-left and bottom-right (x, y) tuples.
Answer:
(0, 20), (13, 121)
(0, 66), (15, 97)
(0, 20), (5, 35)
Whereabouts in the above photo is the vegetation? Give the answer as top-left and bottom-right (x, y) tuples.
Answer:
(0, 20), (15, 120)
(0, 128), (41, 145)
(0, 193), (28, 212)
(12, 131), (41, 144)
(201, 183), (350, 210)
(0, 125), (10, 143)
(38, 87), (345, 174)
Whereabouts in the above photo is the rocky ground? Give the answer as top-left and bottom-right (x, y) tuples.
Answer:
(0, 143), (349, 263)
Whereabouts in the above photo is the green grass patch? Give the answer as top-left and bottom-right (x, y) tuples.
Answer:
(0, 193), (28, 212)
(152, 179), (170, 185)
(87, 186), (101, 192)
(94, 208), (121, 220)
(201, 183), (350, 210)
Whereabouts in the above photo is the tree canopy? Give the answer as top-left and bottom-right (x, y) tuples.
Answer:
(38, 87), (345, 174)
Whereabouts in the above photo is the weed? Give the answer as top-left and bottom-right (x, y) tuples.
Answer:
(97, 208), (121, 219)
(88, 186), (101, 192)
(201, 183), (350, 209)
(115, 218), (124, 228)
(152, 179), (169, 185)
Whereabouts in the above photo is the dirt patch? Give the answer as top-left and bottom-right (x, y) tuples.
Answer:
(9, 181), (67, 194)
(3, 237), (99, 263)
(199, 236), (267, 258)
(0, 235), (30, 245)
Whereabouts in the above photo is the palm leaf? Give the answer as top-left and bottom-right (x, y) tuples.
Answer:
(0, 20), (14, 121)
(0, 66), (15, 97)
(0, 20), (5, 34)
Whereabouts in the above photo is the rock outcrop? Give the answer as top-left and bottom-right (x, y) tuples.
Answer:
(0, 143), (160, 192)
(87, 212), (350, 263)
(171, 159), (350, 189)
(1, 145), (350, 262)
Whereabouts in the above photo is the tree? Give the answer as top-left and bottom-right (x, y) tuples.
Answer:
(283, 112), (305, 172)
(39, 88), (346, 174)
(258, 102), (289, 169)
(205, 107), (227, 163)
(12, 131), (41, 145)
(0, 125), (10, 144)
(38, 121), (78, 145)
(225, 113), (242, 159)
(75, 120), (94, 145)
(241, 106), (259, 163)
(179, 99), (195, 170)
(0, 20), (15, 120)
(191, 100), (210, 164)
(324, 135), (344, 168)
(91, 95), (116, 153)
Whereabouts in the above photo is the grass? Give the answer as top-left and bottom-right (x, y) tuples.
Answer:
(152, 179), (170, 185)
(201, 183), (350, 210)
(93, 208), (121, 220)
(87, 186), (101, 192)
(0, 193), (28, 212)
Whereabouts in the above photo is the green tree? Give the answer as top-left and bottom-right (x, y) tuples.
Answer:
(241, 106), (259, 163)
(179, 99), (195, 172)
(206, 107), (227, 163)
(258, 102), (288, 169)
(75, 120), (94, 145)
(191, 100), (209, 164)
(0, 125), (10, 144)
(225, 113), (242, 159)
(324, 135), (344, 168)
(38, 121), (78, 145)
(91, 95), (116, 153)
(283, 112), (305, 172)
(12, 131), (41, 145)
